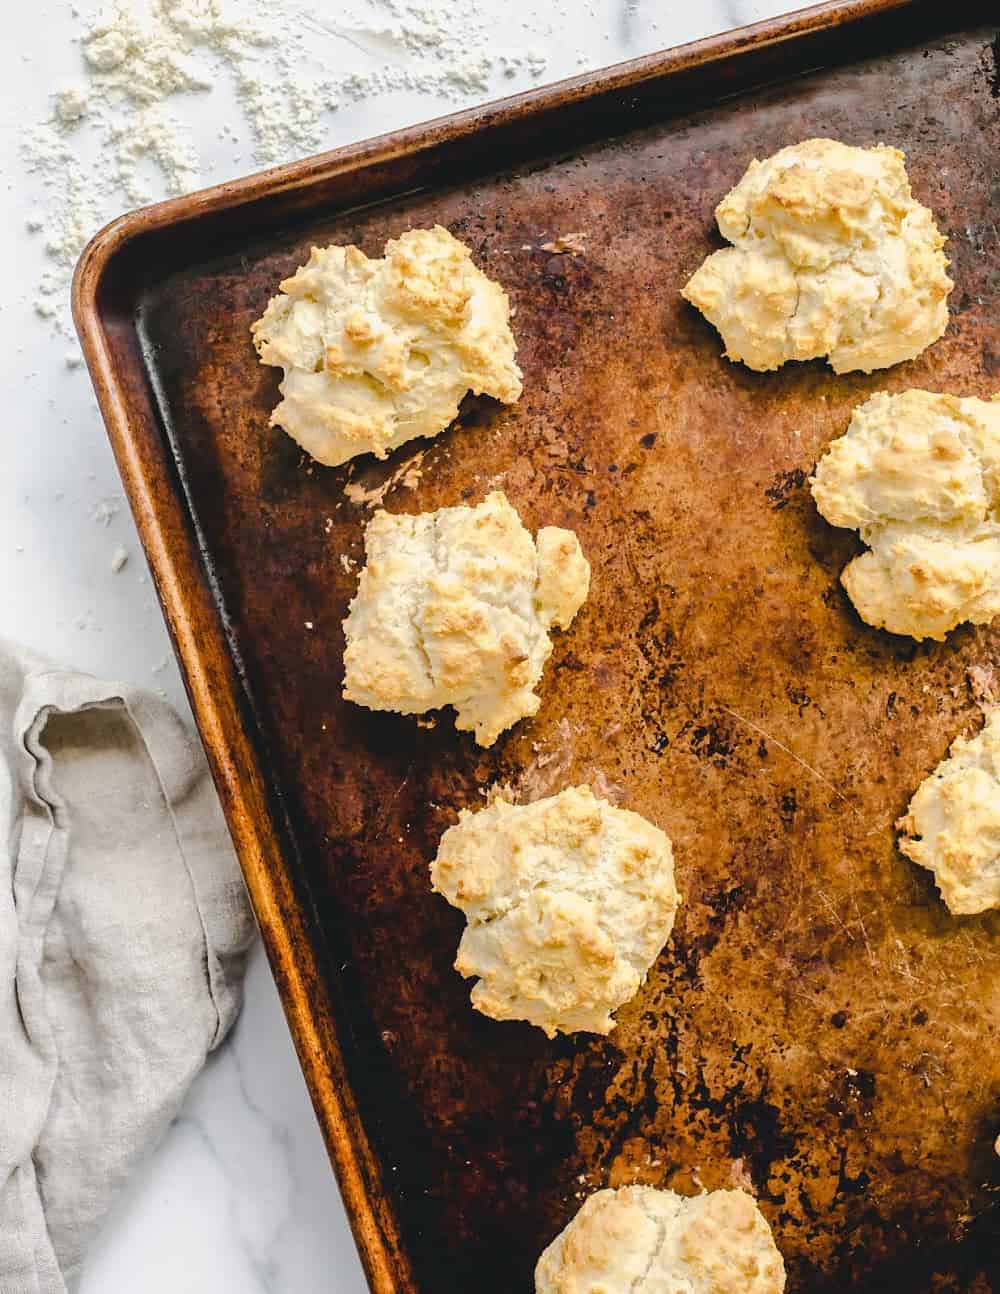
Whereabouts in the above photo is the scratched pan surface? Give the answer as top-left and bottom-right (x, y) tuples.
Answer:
(78, 3), (1000, 1291)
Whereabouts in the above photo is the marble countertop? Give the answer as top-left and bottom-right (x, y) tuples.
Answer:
(1, 1), (795, 1289)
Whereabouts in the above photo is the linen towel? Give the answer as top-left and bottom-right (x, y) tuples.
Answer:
(0, 640), (256, 1293)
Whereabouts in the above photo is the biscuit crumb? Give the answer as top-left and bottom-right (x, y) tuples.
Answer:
(729, 1158), (756, 1193)
(540, 232), (587, 255)
(967, 663), (998, 709)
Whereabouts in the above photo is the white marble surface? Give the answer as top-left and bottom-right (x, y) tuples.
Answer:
(0, 1), (796, 1289)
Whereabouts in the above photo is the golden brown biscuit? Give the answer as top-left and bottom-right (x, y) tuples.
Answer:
(535, 1185), (786, 1294)
(430, 785), (678, 1036)
(897, 708), (1000, 915)
(251, 225), (522, 466)
(811, 389), (1000, 640)
(342, 492), (589, 746)
(682, 138), (952, 373)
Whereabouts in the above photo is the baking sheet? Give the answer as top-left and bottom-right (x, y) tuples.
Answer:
(78, 4), (1000, 1289)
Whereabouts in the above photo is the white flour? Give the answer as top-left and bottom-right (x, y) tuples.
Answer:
(22, 0), (558, 335)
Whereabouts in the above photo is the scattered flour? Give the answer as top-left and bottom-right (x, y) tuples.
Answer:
(54, 86), (90, 125)
(91, 498), (121, 526)
(22, 0), (555, 334)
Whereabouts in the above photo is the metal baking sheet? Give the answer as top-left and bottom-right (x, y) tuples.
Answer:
(74, 3), (1000, 1289)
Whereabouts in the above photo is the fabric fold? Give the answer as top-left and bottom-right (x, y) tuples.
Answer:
(0, 642), (255, 1293)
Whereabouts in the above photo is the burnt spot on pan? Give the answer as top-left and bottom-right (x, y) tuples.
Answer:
(765, 466), (809, 510)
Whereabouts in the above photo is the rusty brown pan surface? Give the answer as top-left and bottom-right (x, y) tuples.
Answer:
(73, 2), (1000, 1289)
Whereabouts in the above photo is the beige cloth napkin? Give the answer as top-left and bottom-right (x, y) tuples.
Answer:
(0, 641), (256, 1294)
